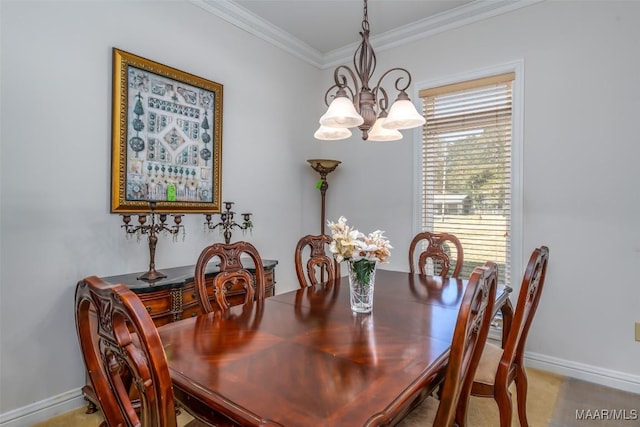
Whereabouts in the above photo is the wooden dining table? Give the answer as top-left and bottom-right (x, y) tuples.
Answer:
(157, 269), (512, 427)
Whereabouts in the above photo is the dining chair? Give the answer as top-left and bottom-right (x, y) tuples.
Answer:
(194, 241), (266, 312)
(398, 262), (498, 426)
(294, 234), (340, 287)
(74, 276), (212, 427)
(457, 246), (549, 427)
(409, 231), (464, 278)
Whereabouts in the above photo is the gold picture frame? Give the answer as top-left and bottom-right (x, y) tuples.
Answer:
(111, 48), (223, 213)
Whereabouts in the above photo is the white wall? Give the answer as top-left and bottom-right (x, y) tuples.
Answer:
(317, 0), (640, 389)
(0, 0), (323, 419)
(2, 0), (640, 424)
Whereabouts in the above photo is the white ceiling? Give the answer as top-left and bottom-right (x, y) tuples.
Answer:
(191, 0), (543, 68)
(233, 0), (474, 54)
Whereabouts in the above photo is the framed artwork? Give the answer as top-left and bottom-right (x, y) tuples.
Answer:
(111, 48), (223, 213)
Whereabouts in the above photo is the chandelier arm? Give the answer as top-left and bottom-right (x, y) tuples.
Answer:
(376, 87), (390, 113)
(333, 65), (360, 98)
(322, 65), (360, 107)
(322, 84), (344, 107)
(372, 67), (413, 95)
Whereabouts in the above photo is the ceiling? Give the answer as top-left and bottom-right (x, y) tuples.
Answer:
(191, 0), (542, 68)
(233, 0), (474, 54)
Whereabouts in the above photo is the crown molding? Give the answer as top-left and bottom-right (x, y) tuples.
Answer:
(323, 0), (545, 69)
(191, 0), (545, 70)
(191, 0), (325, 68)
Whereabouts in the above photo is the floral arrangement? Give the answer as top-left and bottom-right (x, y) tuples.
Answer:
(327, 216), (392, 285)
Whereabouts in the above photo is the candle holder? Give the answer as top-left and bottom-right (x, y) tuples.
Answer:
(204, 201), (253, 244)
(121, 201), (185, 282)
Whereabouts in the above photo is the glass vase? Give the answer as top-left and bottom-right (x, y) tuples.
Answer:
(347, 259), (377, 313)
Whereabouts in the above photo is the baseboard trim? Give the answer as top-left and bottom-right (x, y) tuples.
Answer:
(2, 352), (638, 425)
(524, 351), (640, 394)
(0, 388), (85, 427)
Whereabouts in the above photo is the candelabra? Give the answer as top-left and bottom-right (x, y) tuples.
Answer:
(307, 159), (341, 235)
(121, 201), (184, 282)
(204, 201), (253, 244)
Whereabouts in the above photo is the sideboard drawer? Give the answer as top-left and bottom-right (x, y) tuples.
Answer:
(180, 281), (212, 320)
(181, 305), (202, 320)
(182, 282), (213, 306)
(136, 292), (172, 317)
(264, 268), (275, 297)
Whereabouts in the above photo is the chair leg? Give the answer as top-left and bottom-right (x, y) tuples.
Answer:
(514, 365), (530, 427)
(494, 383), (513, 427)
(454, 390), (470, 427)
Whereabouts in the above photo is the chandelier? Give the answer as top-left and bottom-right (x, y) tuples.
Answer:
(315, 0), (425, 142)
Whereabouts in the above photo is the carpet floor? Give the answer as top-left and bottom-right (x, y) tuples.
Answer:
(32, 367), (639, 426)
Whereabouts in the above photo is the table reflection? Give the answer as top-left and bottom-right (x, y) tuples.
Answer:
(408, 274), (464, 306)
(294, 279), (340, 322)
(194, 299), (264, 356)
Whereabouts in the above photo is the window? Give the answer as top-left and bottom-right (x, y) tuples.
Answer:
(418, 72), (516, 288)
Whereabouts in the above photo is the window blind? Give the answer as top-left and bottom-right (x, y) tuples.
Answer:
(419, 73), (514, 286)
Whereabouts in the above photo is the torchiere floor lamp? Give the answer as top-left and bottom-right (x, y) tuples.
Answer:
(307, 159), (341, 235)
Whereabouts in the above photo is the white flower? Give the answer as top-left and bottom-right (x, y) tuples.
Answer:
(327, 217), (392, 264)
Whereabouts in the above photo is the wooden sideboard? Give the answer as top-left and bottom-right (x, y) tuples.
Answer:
(80, 259), (278, 413)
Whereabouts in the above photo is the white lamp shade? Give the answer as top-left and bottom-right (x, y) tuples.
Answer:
(382, 99), (426, 130)
(319, 96), (364, 128)
(314, 125), (352, 140)
(367, 117), (403, 141)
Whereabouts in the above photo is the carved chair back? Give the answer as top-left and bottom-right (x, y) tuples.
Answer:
(461, 246), (549, 427)
(503, 245), (549, 373)
(195, 241), (266, 312)
(409, 232), (464, 278)
(294, 234), (340, 288)
(436, 262), (497, 426)
(75, 276), (178, 427)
